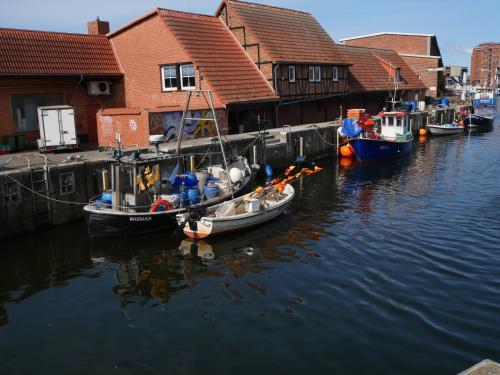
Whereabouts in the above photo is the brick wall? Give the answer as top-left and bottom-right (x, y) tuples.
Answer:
(109, 14), (224, 111)
(344, 34), (431, 56)
(0, 76), (123, 143)
(97, 108), (229, 148)
(97, 109), (151, 148)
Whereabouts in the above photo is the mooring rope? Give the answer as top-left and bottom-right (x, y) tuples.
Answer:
(6, 175), (154, 210)
(311, 125), (337, 146)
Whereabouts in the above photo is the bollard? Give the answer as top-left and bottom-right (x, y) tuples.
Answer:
(252, 145), (258, 167)
(299, 137), (304, 158)
(102, 169), (109, 191)
(190, 155), (196, 171)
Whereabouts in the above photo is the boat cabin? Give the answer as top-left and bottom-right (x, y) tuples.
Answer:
(379, 112), (410, 139)
(108, 152), (179, 213)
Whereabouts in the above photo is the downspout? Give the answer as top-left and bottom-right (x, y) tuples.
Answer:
(273, 62), (280, 127)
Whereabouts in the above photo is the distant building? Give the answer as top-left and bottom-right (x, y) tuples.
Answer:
(337, 45), (426, 113)
(444, 65), (468, 97)
(216, 0), (350, 126)
(470, 42), (500, 96)
(339, 32), (444, 97)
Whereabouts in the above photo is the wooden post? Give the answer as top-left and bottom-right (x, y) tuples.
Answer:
(189, 155), (196, 171)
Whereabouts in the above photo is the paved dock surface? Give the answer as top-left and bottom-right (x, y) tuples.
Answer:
(0, 121), (338, 170)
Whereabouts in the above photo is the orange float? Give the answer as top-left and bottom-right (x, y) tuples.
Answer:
(419, 128), (428, 136)
(339, 145), (353, 158)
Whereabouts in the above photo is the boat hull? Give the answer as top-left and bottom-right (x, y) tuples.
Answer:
(184, 204), (289, 239)
(427, 125), (464, 136)
(463, 114), (494, 128)
(349, 138), (412, 161)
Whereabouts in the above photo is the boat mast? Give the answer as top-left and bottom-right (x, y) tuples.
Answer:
(176, 89), (235, 197)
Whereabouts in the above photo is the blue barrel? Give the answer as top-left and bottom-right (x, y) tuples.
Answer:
(101, 191), (112, 203)
(439, 98), (450, 107)
(186, 188), (200, 204)
(207, 177), (219, 184)
(204, 184), (220, 199)
(264, 164), (274, 178)
(408, 101), (417, 111)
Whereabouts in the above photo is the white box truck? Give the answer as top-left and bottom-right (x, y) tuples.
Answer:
(37, 105), (78, 152)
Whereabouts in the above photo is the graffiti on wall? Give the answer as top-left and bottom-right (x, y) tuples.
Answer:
(161, 110), (216, 142)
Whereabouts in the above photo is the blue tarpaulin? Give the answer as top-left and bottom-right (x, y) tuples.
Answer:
(342, 118), (363, 137)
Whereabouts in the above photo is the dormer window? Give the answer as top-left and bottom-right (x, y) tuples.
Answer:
(181, 64), (195, 89)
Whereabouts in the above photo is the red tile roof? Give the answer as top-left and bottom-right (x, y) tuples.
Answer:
(336, 45), (426, 93)
(158, 9), (278, 104)
(220, 0), (347, 65)
(0, 28), (122, 76)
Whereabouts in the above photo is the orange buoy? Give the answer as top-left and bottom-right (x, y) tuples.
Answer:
(339, 157), (353, 168)
(458, 120), (464, 127)
(419, 128), (428, 136)
(339, 145), (353, 158)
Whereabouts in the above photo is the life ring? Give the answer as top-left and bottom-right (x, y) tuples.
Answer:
(150, 199), (174, 213)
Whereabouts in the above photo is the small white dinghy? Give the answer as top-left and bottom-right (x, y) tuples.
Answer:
(176, 184), (295, 239)
(427, 123), (464, 136)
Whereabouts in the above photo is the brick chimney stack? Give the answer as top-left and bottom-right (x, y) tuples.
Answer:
(87, 17), (110, 35)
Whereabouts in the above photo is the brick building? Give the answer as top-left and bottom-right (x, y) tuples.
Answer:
(337, 45), (426, 114)
(339, 32), (444, 97)
(216, 0), (350, 126)
(98, 8), (278, 147)
(0, 21), (123, 147)
(470, 42), (500, 94)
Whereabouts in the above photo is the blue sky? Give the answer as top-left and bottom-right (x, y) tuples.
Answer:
(1, 0), (498, 68)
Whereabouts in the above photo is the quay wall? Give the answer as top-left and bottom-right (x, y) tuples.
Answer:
(0, 121), (339, 238)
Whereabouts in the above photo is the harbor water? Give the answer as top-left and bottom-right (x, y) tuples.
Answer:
(1, 119), (500, 374)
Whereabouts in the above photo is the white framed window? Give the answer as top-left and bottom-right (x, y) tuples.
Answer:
(161, 65), (177, 91)
(59, 172), (75, 195)
(288, 65), (296, 83)
(181, 64), (195, 89)
(309, 66), (321, 82)
(2, 182), (20, 206)
(314, 66), (321, 82)
(332, 66), (339, 81)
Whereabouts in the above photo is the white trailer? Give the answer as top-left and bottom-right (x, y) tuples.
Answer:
(37, 105), (78, 152)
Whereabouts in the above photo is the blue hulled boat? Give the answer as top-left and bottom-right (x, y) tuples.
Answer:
(347, 111), (413, 161)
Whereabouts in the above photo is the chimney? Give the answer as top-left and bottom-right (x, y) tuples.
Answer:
(87, 17), (110, 35)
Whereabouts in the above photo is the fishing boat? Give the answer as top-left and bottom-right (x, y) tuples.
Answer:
(463, 98), (496, 129)
(463, 114), (494, 128)
(427, 123), (464, 136)
(347, 111), (413, 161)
(84, 89), (251, 238)
(176, 184), (295, 239)
(84, 153), (251, 238)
